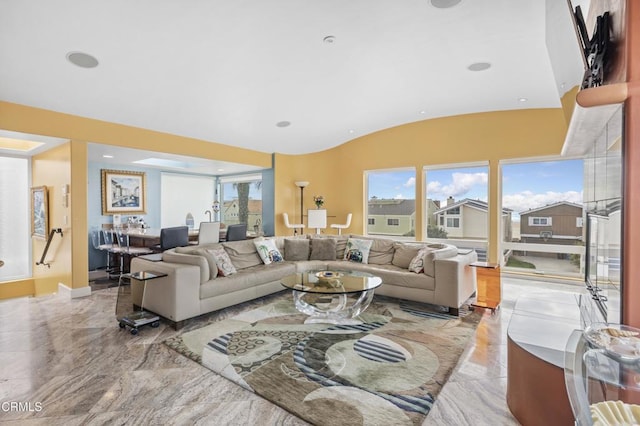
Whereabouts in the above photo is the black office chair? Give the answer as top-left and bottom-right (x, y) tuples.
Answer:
(152, 226), (189, 252)
(225, 223), (247, 241)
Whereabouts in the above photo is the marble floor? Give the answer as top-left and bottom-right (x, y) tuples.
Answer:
(0, 276), (584, 425)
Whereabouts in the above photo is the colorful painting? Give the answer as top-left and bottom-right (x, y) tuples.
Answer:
(101, 169), (146, 215)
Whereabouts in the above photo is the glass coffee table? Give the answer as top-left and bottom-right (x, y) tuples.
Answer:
(281, 269), (382, 325)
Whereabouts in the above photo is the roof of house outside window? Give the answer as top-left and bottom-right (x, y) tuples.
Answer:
(434, 198), (512, 215)
(368, 199), (416, 216)
(518, 201), (583, 216)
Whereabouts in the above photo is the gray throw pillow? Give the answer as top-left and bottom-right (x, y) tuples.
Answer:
(309, 238), (337, 261)
(284, 238), (310, 261)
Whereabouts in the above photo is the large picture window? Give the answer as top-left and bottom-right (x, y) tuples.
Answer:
(425, 163), (489, 259)
(501, 158), (584, 278)
(220, 174), (263, 234)
(366, 169), (416, 239)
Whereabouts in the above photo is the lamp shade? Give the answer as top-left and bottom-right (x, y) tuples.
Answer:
(295, 181), (309, 188)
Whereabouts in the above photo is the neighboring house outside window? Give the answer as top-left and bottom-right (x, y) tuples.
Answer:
(576, 217), (584, 227)
(388, 218), (399, 226)
(368, 218), (375, 225)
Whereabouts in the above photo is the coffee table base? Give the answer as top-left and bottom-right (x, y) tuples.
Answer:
(292, 289), (375, 325)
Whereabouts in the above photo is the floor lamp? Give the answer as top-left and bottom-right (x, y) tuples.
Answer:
(295, 181), (309, 225)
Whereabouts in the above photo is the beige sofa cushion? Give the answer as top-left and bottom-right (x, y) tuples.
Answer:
(175, 246), (219, 279)
(351, 236), (395, 265)
(284, 238), (310, 261)
(310, 238), (336, 260)
(423, 244), (458, 276)
(222, 239), (263, 270)
(163, 250), (210, 283)
(392, 243), (423, 269)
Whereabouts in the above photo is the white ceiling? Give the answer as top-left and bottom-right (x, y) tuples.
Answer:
(0, 0), (585, 157)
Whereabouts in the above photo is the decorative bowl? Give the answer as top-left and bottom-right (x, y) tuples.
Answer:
(314, 271), (344, 286)
(584, 322), (640, 362)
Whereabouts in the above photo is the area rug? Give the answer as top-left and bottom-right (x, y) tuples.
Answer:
(165, 296), (481, 425)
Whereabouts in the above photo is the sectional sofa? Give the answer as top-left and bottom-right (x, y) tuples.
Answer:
(130, 234), (478, 328)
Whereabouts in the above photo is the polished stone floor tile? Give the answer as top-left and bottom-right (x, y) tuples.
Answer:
(0, 275), (584, 424)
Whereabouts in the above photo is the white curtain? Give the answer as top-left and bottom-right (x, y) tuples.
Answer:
(160, 173), (215, 228)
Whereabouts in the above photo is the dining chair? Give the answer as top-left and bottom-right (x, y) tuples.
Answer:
(330, 213), (352, 235)
(283, 213), (304, 235)
(225, 223), (247, 241)
(198, 221), (221, 245)
(157, 226), (190, 251)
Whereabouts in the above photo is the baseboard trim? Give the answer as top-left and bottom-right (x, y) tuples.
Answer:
(57, 283), (92, 299)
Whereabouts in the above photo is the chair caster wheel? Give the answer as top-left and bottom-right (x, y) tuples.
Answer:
(119, 322), (126, 329)
(151, 321), (160, 328)
(130, 328), (138, 335)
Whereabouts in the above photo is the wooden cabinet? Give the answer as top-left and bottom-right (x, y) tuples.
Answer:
(471, 261), (501, 312)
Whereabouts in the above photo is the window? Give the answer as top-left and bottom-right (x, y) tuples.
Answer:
(220, 174), (263, 233)
(501, 158), (584, 278)
(425, 164), (488, 252)
(0, 157), (30, 282)
(446, 218), (460, 228)
(366, 169), (415, 239)
(529, 217), (552, 226)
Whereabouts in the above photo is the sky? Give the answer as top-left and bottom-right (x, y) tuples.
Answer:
(367, 159), (584, 218)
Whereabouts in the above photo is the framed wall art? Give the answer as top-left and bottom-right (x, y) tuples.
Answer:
(31, 186), (49, 239)
(101, 169), (146, 215)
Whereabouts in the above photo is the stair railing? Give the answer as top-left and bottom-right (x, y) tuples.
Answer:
(36, 228), (63, 268)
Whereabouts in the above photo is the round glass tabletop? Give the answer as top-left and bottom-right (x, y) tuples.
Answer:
(280, 269), (382, 295)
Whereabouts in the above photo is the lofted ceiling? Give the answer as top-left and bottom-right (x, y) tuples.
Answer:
(0, 0), (586, 158)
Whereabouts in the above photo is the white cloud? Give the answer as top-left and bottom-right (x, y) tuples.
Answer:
(427, 172), (488, 198)
(403, 177), (416, 188)
(503, 190), (583, 213)
(394, 193), (405, 199)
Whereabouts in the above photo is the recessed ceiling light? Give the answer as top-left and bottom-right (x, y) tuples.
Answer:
(102, 154), (114, 158)
(467, 62), (491, 71)
(276, 121), (291, 128)
(431, 0), (462, 9)
(323, 35), (336, 44)
(419, 110), (427, 115)
(66, 51), (99, 68)
(518, 97), (528, 102)
(217, 168), (225, 172)
(348, 129), (355, 134)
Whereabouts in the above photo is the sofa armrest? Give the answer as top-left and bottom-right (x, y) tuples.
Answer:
(433, 251), (478, 309)
(162, 250), (210, 283)
(130, 258), (202, 322)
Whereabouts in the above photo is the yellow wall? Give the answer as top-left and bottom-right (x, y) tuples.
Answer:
(32, 143), (73, 295)
(0, 101), (570, 296)
(275, 108), (569, 263)
(0, 101), (273, 298)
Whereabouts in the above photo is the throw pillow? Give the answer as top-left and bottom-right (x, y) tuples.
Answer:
(284, 238), (310, 261)
(309, 238), (337, 261)
(409, 247), (429, 273)
(209, 246), (237, 277)
(343, 238), (373, 264)
(253, 238), (283, 265)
